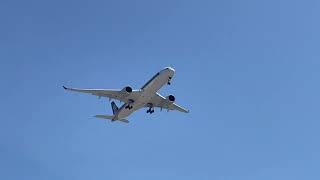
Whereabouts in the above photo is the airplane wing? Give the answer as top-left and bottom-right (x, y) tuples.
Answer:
(63, 86), (142, 103)
(149, 92), (189, 113)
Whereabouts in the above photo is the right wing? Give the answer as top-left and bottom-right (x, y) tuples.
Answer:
(149, 92), (189, 113)
(63, 86), (141, 103)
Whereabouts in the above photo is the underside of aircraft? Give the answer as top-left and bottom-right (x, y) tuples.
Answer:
(63, 67), (189, 123)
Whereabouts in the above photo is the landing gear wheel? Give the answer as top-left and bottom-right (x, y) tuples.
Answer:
(126, 106), (133, 109)
(147, 109), (154, 114)
(167, 77), (172, 85)
(146, 103), (154, 114)
(126, 99), (134, 109)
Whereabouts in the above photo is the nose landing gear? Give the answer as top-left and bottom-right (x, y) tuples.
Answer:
(167, 77), (172, 85)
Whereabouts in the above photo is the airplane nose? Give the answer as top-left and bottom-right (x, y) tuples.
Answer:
(164, 67), (175, 72)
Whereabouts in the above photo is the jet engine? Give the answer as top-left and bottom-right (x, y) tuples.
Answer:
(120, 86), (133, 95)
(166, 95), (175, 102)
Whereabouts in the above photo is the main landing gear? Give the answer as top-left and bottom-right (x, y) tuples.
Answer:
(125, 99), (134, 110)
(146, 103), (154, 114)
(147, 108), (154, 114)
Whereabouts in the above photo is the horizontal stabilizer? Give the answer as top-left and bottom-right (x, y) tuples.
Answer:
(94, 115), (129, 123)
(118, 119), (129, 123)
(94, 115), (114, 120)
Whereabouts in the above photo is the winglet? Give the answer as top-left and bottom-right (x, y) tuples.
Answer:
(62, 86), (68, 90)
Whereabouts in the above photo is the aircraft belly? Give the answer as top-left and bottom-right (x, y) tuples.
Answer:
(117, 109), (132, 119)
(116, 71), (171, 120)
(116, 102), (144, 119)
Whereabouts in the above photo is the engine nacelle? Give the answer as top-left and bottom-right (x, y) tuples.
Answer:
(166, 95), (175, 102)
(120, 86), (133, 95)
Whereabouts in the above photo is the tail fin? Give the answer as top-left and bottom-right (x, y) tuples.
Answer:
(111, 101), (118, 115)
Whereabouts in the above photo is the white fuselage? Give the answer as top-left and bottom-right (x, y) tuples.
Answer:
(115, 67), (175, 119)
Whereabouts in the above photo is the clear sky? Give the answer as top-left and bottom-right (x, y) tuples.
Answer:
(1, 0), (320, 179)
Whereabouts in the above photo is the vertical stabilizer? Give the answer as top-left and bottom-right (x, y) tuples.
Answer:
(111, 101), (119, 115)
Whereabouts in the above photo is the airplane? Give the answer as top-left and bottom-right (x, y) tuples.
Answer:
(63, 67), (189, 123)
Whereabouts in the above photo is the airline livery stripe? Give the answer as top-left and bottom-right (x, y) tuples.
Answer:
(141, 72), (160, 89)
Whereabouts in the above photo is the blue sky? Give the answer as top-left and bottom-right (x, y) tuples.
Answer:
(1, 0), (320, 179)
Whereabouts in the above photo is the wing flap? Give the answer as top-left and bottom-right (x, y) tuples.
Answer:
(63, 86), (119, 96)
(169, 103), (190, 113)
(63, 86), (141, 103)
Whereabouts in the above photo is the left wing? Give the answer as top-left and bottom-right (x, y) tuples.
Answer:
(63, 86), (141, 103)
(149, 93), (189, 113)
